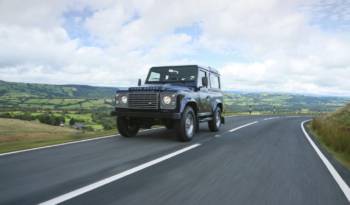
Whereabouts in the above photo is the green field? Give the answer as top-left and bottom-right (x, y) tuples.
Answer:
(1, 80), (349, 114)
(224, 92), (348, 114)
(0, 80), (349, 154)
(0, 80), (349, 133)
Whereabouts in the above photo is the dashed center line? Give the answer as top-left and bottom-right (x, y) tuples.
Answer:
(229, 121), (259, 133)
(39, 143), (201, 205)
(263, 117), (279, 121)
(40, 120), (260, 204)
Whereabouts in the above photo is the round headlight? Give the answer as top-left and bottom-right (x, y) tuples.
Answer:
(121, 96), (128, 104)
(163, 96), (171, 104)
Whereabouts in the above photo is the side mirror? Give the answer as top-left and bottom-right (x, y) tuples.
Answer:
(201, 76), (208, 87)
(138, 79), (141, 86)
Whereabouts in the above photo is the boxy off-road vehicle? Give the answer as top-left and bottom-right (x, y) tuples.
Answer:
(114, 65), (224, 141)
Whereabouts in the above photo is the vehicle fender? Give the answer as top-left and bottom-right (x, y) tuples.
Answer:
(212, 98), (225, 124)
(211, 98), (223, 112)
(179, 95), (198, 114)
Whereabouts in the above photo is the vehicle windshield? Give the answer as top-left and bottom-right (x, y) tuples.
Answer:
(146, 67), (197, 83)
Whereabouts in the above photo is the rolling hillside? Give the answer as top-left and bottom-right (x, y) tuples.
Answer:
(0, 80), (349, 113)
(224, 92), (349, 114)
(0, 80), (117, 98)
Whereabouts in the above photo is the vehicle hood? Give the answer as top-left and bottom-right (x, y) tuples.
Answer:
(128, 84), (193, 92)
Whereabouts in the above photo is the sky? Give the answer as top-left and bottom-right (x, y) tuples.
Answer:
(0, 0), (349, 96)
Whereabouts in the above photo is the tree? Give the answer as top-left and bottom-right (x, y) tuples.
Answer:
(38, 114), (55, 125)
(69, 118), (76, 126)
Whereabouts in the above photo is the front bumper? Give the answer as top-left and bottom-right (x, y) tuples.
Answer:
(112, 109), (181, 119)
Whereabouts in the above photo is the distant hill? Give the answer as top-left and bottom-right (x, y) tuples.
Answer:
(0, 80), (349, 113)
(0, 80), (118, 99)
(224, 92), (350, 113)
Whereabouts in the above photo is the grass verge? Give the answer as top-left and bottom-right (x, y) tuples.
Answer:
(308, 104), (350, 170)
(0, 118), (117, 154)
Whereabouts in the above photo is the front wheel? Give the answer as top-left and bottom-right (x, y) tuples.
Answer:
(175, 106), (196, 142)
(117, 117), (140, 137)
(165, 122), (174, 129)
(208, 107), (222, 132)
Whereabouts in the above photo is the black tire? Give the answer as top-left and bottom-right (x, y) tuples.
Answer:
(208, 107), (222, 132)
(117, 117), (140, 137)
(164, 120), (175, 130)
(175, 106), (196, 142)
(165, 123), (174, 129)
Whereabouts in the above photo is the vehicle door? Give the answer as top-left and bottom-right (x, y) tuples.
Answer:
(208, 72), (222, 112)
(198, 69), (211, 116)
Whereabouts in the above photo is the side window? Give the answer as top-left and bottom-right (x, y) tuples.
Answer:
(210, 73), (220, 89)
(198, 70), (207, 87)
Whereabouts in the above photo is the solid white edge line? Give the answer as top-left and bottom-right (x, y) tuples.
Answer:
(301, 120), (350, 202)
(229, 121), (258, 132)
(0, 127), (164, 157)
(39, 143), (201, 205)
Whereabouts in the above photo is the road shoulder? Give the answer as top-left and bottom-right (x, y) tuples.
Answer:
(303, 121), (350, 189)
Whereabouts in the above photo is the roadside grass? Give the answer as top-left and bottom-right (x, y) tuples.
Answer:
(0, 118), (117, 154)
(309, 104), (350, 169)
(0, 110), (112, 131)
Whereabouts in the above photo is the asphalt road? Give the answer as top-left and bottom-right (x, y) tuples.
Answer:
(0, 116), (349, 205)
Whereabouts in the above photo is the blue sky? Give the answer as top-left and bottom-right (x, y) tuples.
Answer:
(0, 0), (349, 96)
(63, 9), (95, 46)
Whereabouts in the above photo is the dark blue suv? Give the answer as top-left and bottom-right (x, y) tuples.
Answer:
(115, 65), (224, 141)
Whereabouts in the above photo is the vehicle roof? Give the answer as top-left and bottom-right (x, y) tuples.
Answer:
(150, 65), (220, 75)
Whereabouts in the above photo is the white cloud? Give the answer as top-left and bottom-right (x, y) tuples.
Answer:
(0, 0), (349, 96)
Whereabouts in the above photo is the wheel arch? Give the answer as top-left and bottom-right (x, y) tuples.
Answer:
(217, 103), (223, 112)
(179, 97), (198, 116)
(212, 98), (223, 113)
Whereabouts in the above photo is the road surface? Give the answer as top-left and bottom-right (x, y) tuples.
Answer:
(0, 116), (349, 205)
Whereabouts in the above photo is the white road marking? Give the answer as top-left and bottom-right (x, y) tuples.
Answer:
(263, 117), (279, 121)
(39, 143), (201, 205)
(229, 121), (258, 132)
(0, 135), (116, 157)
(214, 134), (221, 138)
(288, 116), (303, 118)
(301, 120), (350, 202)
(0, 128), (164, 157)
(224, 115), (237, 118)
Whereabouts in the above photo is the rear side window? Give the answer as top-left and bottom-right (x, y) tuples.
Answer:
(210, 73), (220, 89)
(198, 70), (207, 87)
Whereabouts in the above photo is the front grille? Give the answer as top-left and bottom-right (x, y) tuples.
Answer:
(128, 92), (159, 109)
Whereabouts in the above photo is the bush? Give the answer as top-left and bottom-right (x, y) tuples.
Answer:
(69, 118), (76, 126)
(0, 112), (12, 118)
(83, 126), (94, 132)
(18, 113), (36, 121)
(102, 121), (114, 130)
(92, 111), (116, 130)
(38, 114), (54, 125)
(38, 114), (65, 126)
